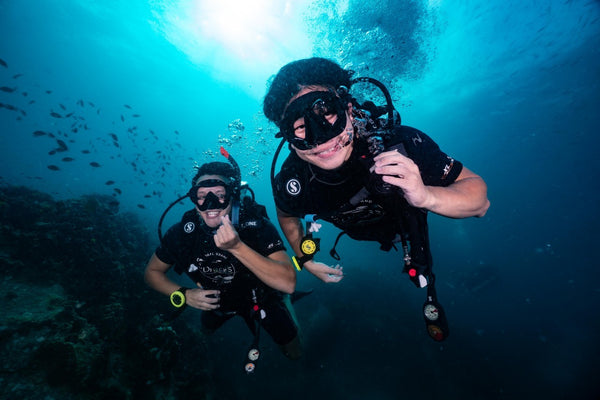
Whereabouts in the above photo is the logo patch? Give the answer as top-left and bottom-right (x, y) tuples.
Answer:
(184, 222), (195, 233)
(192, 253), (236, 285)
(286, 179), (301, 196)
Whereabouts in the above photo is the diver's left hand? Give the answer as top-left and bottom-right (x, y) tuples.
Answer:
(214, 215), (241, 251)
(373, 150), (433, 209)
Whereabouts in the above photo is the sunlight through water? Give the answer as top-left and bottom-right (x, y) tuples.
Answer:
(150, 0), (313, 95)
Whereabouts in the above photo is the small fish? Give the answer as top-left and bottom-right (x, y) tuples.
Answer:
(88, 101), (95, 107)
(144, 194), (151, 198)
(114, 188), (122, 194)
(32, 130), (46, 137)
(90, 162), (101, 167)
(81, 150), (91, 154)
(120, 115), (124, 122)
(50, 111), (62, 118)
(109, 133), (118, 141)
(59, 104), (66, 110)
(48, 150), (57, 155)
(12, 73), (23, 79)
(124, 104), (131, 109)
(47, 165), (60, 171)
(46, 90), (52, 94)
(132, 114), (140, 118)
(0, 86), (16, 93)
(62, 157), (75, 162)
(0, 58), (7, 68)
(56, 139), (68, 150)
(105, 180), (115, 185)
(137, 204), (146, 209)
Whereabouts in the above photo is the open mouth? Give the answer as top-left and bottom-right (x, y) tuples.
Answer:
(206, 211), (221, 218)
(309, 138), (343, 158)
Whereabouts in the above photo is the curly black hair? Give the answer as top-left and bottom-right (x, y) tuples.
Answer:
(191, 162), (236, 186)
(263, 57), (354, 126)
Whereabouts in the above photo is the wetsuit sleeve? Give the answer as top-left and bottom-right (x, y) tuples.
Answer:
(393, 126), (463, 186)
(272, 157), (305, 217)
(240, 217), (286, 257)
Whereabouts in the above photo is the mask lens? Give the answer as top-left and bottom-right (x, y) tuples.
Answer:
(311, 98), (334, 117)
(196, 191), (228, 211)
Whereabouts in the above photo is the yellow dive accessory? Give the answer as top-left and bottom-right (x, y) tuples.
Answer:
(301, 237), (318, 255)
(170, 287), (188, 308)
(293, 234), (321, 271)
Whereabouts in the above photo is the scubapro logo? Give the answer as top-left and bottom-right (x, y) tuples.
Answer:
(286, 179), (301, 196)
(184, 222), (195, 233)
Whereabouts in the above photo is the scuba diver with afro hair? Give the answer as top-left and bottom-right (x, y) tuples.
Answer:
(263, 57), (490, 341)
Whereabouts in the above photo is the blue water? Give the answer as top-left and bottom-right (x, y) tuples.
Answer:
(1, 0), (599, 398)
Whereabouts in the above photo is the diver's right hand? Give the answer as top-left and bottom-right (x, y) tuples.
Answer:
(185, 284), (221, 310)
(303, 260), (344, 283)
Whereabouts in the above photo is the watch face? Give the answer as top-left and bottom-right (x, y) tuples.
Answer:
(301, 239), (316, 255)
(424, 304), (439, 321)
(170, 291), (185, 308)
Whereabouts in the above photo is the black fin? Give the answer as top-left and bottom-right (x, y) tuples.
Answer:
(291, 289), (313, 303)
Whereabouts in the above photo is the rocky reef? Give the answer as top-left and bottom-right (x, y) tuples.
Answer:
(0, 185), (213, 399)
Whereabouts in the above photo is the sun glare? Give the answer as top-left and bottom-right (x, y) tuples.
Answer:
(153, 0), (313, 93)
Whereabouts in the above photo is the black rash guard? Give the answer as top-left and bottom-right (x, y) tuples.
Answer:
(273, 125), (463, 245)
(155, 207), (285, 313)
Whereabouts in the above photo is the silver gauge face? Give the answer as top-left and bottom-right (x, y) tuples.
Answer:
(248, 349), (260, 361)
(424, 304), (439, 321)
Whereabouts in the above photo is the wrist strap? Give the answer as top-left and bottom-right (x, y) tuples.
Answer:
(292, 255), (313, 271)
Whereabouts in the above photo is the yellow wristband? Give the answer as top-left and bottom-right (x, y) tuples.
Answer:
(292, 256), (303, 271)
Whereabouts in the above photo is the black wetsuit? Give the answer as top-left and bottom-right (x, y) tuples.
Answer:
(155, 205), (297, 345)
(273, 125), (463, 268)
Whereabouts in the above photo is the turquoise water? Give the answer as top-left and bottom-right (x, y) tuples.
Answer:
(1, 0), (599, 398)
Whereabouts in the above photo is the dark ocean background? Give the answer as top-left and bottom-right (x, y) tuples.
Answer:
(1, 0), (599, 399)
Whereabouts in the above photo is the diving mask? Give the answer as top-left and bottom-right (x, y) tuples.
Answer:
(279, 91), (348, 151)
(189, 178), (231, 211)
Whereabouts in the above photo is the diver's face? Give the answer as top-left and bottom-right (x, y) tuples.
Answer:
(288, 86), (354, 170)
(194, 174), (232, 228)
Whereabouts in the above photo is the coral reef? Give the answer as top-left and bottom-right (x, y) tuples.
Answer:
(0, 185), (212, 399)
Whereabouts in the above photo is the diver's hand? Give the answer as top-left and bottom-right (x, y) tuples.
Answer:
(303, 260), (344, 283)
(373, 150), (433, 209)
(185, 284), (221, 311)
(214, 215), (241, 251)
